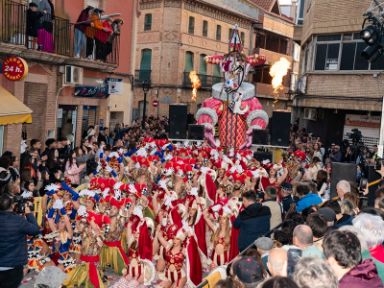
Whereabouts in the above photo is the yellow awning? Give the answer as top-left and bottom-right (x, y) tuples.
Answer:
(0, 85), (32, 125)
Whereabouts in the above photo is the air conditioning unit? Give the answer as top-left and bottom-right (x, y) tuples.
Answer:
(63, 65), (83, 86)
(303, 108), (317, 121)
(296, 75), (307, 94)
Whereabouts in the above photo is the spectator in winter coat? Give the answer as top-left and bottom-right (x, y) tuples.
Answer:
(323, 230), (383, 288)
(0, 193), (39, 288)
(234, 191), (271, 252)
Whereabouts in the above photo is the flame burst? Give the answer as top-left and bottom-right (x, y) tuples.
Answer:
(189, 71), (201, 102)
(270, 57), (290, 93)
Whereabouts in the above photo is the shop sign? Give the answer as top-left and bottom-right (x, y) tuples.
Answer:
(106, 78), (123, 94)
(2, 57), (28, 81)
(74, 85), (109, 98)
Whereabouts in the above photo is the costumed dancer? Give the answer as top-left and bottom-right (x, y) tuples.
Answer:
(63, 208), (111, 288)
(46, 197), (76, 273)
(155, 223), (202, 288)
(99, 191), (131, 275)
(26, 233), (53, 273)
(203, 202), (233, 268)
(125, 206), (153, 282)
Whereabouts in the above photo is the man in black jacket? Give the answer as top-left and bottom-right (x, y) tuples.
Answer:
(234, 191), (271, 252)
(0, 193), (39, 288)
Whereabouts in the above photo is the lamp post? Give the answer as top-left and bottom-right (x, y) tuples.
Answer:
(142, 80), (150, 130)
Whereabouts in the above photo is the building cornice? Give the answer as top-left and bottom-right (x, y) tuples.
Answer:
(0, 43), (118, 73)
(184, 0), (253, 29)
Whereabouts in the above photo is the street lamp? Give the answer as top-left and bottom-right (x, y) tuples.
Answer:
(142, 80), (150, 130)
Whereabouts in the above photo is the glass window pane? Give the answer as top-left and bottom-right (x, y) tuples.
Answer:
(213, 64), (221, 77)
(203, 21), (208, 37)
(241, 32), (245, 44)
(199, 54), (207, 74)
(340, 43), (356, 70)
(266, 34), (280, 53)
(371, 52), (384, 70)
(343, 34), (353, 41)
(185, 52), (194, 72)
(315, 44), (327, 70)
(144, 14), (152, 31)
(262, 67), (272, 84)
(140, 49), (152, 70)
(354, 42), (369, 70)
(256, 33), (265, 49)
(325, 43), (339, 70)
(299, 0), (305, 18)
(317, 35), (341, 42)
(188, 17), (195, 34)
(353, 32), (361, 40)
(216, 25), (221, 41)
(279, 39), (288, 54)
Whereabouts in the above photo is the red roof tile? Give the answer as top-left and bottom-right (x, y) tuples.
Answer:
(250, 0), (277, 12)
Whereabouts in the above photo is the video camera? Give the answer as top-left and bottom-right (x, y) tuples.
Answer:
(361, 9), (384, 62)
(12, 194), (34, 214)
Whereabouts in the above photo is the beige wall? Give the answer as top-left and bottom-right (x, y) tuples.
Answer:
(262, 13), (294, 38)
(134, 0), (295, 117)
(107, 81), (133, 125)
(136, 0), (253, 87)
(301, 0), (371, 44)
(294, 0), (382, 113)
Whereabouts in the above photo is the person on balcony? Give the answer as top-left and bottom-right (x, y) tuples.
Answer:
(26, 2), (43, 50)
(95, 17), (113, 61)
(103, 19), (124, 61)
(37, 0), (55, 53)
(74, 6), (94, 58)
(85, 9), (105, 60)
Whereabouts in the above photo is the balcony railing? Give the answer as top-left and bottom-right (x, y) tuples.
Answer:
(135, 69), (152, 85)
(0, 0), (119, 65)
(182, 72), (223, 89)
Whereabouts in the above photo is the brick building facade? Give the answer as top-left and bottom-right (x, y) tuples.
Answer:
(293, 0), (382, 147)
(133, 0), (297, 120)
(0, 0), (137, 159)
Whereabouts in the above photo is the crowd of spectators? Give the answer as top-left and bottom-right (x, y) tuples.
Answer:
(0, 116), (383, 287)
(14, 116), (168, 195)
(214, 197), (384, 287)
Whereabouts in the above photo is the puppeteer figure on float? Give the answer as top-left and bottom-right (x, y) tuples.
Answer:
(195, 25), (269, 150)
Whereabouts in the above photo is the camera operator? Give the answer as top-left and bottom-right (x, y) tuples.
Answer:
(329, 144), (342, 163)
(0, 192), (39, 288)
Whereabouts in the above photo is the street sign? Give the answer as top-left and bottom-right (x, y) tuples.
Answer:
(153, 99), (159, 107)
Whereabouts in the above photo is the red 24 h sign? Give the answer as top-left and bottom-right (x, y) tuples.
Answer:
(2, 57), (29, 81)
